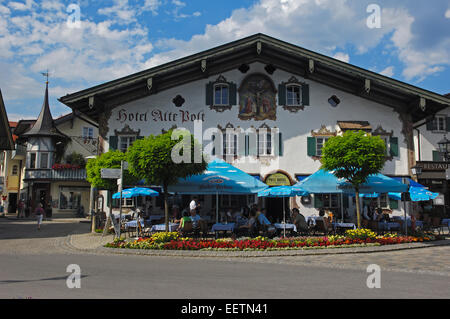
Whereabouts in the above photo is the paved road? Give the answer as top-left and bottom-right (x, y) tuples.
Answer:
(0, 218), (449, 299)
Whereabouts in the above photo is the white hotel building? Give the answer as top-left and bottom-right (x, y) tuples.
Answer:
(60, 34), (450, 222)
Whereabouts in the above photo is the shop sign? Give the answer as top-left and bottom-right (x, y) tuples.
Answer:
(265, 173), (291, 186)
(416, 162), (449, 171)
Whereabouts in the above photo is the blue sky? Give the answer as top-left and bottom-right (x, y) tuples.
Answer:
(0, 0), (449, 121)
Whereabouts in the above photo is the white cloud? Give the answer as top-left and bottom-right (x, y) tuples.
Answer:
(380, 66), (395, 77)
(7, 0), (35, 11)
(445, 9), (450, 18)
(332, 52), (350, 63)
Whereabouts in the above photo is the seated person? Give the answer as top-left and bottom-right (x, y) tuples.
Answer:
(316, 209), (325, 221)
(256, 208), (276, 236)
(235, 209), (257, 236)
(190, 209), (202, 229)
(177, 211), (192, 232)
(291, 208), (309, 233)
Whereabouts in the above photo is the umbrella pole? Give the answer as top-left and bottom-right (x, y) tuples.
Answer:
(283, 198), (286, 238)
(216, 192), (219, 224)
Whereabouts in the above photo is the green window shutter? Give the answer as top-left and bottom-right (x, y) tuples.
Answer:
(136, 136), (144, 140)
(389, 137), (399, 157)
(426, 118), (434, 131)
(302, 84), (310, 106)
(307, 137), (316, 156)
(205, 82), (213, 106)
(278, 84), (286, 105)
(229, 83), (237, 106)
(274, 132), (283, 156)
(109, 136), (118, 151)
(314, 195), (323, 208)
(446, 117), (450, 132)
(389, 198), (399, 209)
(432, 150), (443, 162)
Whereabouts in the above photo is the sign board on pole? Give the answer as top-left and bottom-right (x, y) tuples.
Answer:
(101, 168), (121, 179)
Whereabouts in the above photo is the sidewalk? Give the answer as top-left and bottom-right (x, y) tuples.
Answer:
(66, 231), (450, 258)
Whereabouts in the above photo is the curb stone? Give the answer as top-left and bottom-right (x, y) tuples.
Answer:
(64, 233), (450, 258)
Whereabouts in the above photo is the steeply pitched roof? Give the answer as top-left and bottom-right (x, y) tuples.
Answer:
(0, 90), (14, 150)
(59, 33), (450, 123)
(22, 82), (68, 140)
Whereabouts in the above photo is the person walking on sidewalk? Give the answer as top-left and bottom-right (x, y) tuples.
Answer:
(35, 203), (45, 230)
(17, 200), (25, 218)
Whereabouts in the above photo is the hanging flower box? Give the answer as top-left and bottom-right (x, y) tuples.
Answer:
(52, 163), (81, 170)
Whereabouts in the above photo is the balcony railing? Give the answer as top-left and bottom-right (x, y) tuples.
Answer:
(24, 168), (87, 181)
(11, 144), (26, 160)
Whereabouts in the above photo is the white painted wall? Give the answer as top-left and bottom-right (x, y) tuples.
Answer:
(104, 62), (409, 218)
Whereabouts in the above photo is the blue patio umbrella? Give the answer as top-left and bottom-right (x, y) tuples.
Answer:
(168, 158), (269, 222)
(293, 169), (408, 194)
(112, 187), (159, 199)
(257, 185), (309, 236)
(388, 179), (439, 202)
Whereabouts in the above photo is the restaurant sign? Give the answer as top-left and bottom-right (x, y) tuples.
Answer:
(265, 173), (291, 186)
(416, 161), (449, 171)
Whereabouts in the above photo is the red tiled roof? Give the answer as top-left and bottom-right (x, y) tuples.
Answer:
(9, 121), (18, 128)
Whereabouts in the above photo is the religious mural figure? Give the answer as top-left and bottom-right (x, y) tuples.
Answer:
(238, 73), (277, 121)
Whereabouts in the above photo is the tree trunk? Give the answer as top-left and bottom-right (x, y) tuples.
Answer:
(164, 183), (169, 232)
(355, 188), (361, 229)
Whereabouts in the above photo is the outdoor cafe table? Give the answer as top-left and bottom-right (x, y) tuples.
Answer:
(211, 223), (235, 238)
(274, 223), (297, 233)
(379, 222), (401, 231)
(332, 222), (356, 231)
(151, 223), (179, 232)
(124, 220), (144, 229)
(306, 216), (322, 226)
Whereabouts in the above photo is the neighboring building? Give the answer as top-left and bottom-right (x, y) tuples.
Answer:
(11, 82), (99, 217)
(59, 34), (450, 222)
(0, 91), (15, 215)
(414, 93), (450, 217)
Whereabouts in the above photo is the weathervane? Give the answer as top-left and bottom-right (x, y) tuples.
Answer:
(41, 70), (50, 84)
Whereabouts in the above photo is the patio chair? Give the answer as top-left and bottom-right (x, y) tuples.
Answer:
(180, 221), (195, 237)
(312, 219), (332, 236)
(430, 218), (445, 235)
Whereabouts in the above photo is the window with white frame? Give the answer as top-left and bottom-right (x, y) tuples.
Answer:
(214, 84), (229, 106)
(378, 193), (389, 208)
(432, 115), (446, 132)
(258, 131), (272, 156)
(223, 132), (237, 156)
(119, 135), (136, 152)
(380, 136), (390, 156)
(83, 127), (94, 139)
(316, 137), (329, 157)
(59, 189), (82, 210)
(286, 85), (302, 106)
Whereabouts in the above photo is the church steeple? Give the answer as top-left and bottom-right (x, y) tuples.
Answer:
(23, 79), (67, 140)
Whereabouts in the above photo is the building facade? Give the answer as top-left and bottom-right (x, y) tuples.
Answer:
(6, 83), (99, 217)
(60, 34), (450, 222)
(0, 91), (15, 215)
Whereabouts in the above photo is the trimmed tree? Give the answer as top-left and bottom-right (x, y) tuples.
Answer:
(126, 129), (208, 230)
(86, 150), (139, 233)
(321, 130), (386, 228)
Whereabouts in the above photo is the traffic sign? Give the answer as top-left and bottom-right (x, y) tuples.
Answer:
(101, 168), (121, 179)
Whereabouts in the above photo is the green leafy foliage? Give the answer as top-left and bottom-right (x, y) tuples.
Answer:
(321, 130), (387, 188)
(86, 150), (139, 190)
(65, 152), (86, 167)
(126, 129), (208, 187)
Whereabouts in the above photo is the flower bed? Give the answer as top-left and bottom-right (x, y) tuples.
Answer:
(105, 229), (443, 251)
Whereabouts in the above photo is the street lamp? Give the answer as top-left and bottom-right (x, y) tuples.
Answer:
(437, 135), (450, 161)
(411, 165), (422, 178)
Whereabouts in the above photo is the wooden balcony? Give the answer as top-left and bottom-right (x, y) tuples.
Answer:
(24, 168), (87, 181)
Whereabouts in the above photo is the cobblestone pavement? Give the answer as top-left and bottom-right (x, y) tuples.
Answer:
(1, 217), (450, 278)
